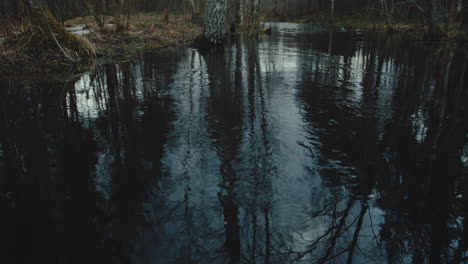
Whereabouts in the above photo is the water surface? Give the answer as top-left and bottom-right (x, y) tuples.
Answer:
(1, 23), (468, 264)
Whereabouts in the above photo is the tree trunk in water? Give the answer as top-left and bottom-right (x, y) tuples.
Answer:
(203, 0), (227, 44)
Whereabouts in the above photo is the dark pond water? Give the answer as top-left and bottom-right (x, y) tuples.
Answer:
(1, 23), (468, 264)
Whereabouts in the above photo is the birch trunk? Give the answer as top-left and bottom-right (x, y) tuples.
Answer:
(203, 0), (227, 44)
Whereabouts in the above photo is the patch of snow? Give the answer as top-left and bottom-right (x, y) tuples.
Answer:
(66, 24), (93, 35)
(70, 29), (93, 36)
(65, 24), (87, 31)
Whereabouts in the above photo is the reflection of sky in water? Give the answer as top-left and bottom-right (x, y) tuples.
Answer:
(67, 25), (451, 263)
(2, 22), (464, 264)
(74, 74), (101, 121)
(142, 28), (390, 261)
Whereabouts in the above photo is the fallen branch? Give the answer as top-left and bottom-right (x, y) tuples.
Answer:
(404, 23), (426, 32)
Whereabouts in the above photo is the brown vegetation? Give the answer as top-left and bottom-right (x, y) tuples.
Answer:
(0, 11), (201, 75)
(1, 0), (467, 75)
(0, 8), (96, 73)
(73, 12), (201, 57)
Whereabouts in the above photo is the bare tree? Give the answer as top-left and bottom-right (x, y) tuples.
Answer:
(114, 0), (131, 32)
(85, 0), (107, 30)
(188, 0), (203, 22)
(240, 0), (260, 36)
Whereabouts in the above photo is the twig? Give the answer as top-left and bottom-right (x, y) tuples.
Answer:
(45, 20), (76, 63)
(404, 23), (426, 32)
(82, 16), (102, 40)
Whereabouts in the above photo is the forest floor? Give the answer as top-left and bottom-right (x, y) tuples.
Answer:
(64, 12), (202, 59)
(0, 12), (202, 76)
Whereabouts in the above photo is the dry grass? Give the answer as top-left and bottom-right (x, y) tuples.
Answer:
(65, 12), (201, 58)
(1, 11), (201, 75)
(66, 12), (197, 31)
(1, 8), (97, 74)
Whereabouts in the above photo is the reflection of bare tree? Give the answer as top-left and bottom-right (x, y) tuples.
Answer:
(0, 79), (110, 263)
(0, 53), (185, 263)
(201, 41), (242, 263)
(244, 36), (276, 264)
(292, 28), (468, 263)
(199, 35), (279, 264)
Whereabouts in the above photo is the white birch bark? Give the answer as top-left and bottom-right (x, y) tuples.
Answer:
(203, 0), (227, 44)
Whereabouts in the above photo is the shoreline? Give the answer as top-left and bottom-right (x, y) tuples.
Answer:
(263, 14), (468, 50)
(0, 12), (202, 77)
(1, 12), (467, 77)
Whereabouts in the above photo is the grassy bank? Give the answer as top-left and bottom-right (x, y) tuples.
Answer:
(65, 12), (201, 57)
(2, 11), (466, 77)
(0, 12), (201, 76)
